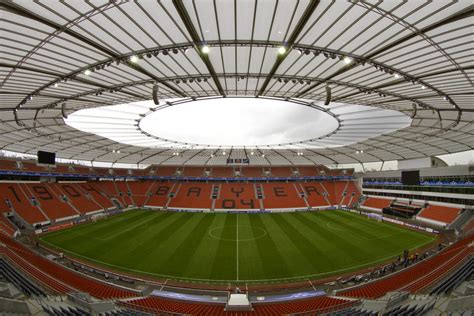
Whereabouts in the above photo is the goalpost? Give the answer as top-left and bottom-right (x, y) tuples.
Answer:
(91, 213), (107, 222)
(367, 212), (383, 222)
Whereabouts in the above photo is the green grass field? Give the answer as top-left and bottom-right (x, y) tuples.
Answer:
(40, 210), (435, 283)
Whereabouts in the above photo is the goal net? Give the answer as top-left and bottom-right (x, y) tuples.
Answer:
(91, 213), (107, 222)
(368, 212), (383, 222)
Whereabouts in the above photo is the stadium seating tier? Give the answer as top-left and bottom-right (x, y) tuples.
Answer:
(417, 204), (462, 224)
(0, 181), (362, 225)
(361, 197), (392, 210)
(0, 234), (137, 299)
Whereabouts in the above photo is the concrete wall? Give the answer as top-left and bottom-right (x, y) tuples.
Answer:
(446, 294), (474, 312)
(0, 297), (31, 314)
(363, 164), (473, 179)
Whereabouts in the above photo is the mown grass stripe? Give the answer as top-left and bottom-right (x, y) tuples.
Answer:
(162, 213), (216, 277)
(208, 213), (236, 280)
(182, 213), (227, 279)
(298, 212), (374, 264)
(237, 214), (265, 281)
(39, 209), (436, 284)
(248, 213), (293, 280)
(112, 211), (185, 266)
(270, 213), (329, 273)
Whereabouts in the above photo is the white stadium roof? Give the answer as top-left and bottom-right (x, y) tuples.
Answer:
(0, 0), (473, 166)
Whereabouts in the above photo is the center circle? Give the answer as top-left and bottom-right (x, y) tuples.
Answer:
(139, 97), (338, 146)
(208, 225), (267, 241)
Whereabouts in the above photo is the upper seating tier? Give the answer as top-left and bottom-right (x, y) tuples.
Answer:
(0, 158), (356, 180)
(211, 167), (234, 177)
(181, 167), (205, 177)
(417, 204), (462, 224)
(269, 167), (293, 177)
(361, 197), (392, 210)
(154, 167), (177, 176)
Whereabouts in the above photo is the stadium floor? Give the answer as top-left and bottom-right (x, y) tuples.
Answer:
(40, 210), (435, 284)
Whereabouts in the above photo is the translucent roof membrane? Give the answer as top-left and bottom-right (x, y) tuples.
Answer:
(66, 97), (411, 149)
(0, 0), (472, 165)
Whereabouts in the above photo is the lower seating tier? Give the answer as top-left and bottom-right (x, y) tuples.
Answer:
(0, 181), (361, 225)
(0, 234), (137, 299)
(120, 295), (355, 315)
(339, 234), (474, 299)
(0, 215), (17, 237)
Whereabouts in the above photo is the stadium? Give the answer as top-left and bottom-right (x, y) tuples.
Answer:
(0, 0), (473, 315)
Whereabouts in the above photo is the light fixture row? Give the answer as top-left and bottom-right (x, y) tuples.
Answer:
(18, 43), (457, 112)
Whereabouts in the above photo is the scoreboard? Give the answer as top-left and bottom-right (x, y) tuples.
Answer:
(227, 158), (250, 165)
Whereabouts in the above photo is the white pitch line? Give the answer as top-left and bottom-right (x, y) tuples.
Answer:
(100, 214), (156, 241)
(236, 214), (239, 281)
(39, 237), (435, 283)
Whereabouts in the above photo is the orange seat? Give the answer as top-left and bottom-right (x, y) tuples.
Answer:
(181, 167), (205, 177)
(299, 182), (330, 207)
(155, 167), (177, 176)
(361, 197), (392, 210)
(262, 183), (306, 209)
(215, 183), (259, 210)
(211, 167), (234, 177)
(168, 183), (213, 209)
(269, 167), (293, 177)
(0, 235), (137, 299)
(0, 183), (48, 224)
(146, 182), (176, 207)
(53, 183), (101, 214)
(418, 204), (461, 224)
(340, 235), (474, 298)
(22, 183), (78, 221)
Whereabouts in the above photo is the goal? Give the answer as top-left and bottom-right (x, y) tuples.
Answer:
(368, 212), (383, 222)
(91, 213), (107, 222)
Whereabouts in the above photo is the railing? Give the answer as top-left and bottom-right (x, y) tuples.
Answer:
(363, 184), (474, 195)
(0, 169), (355, 182)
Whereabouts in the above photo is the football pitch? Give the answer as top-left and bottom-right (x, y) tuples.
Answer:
(40, 210), (436, 283)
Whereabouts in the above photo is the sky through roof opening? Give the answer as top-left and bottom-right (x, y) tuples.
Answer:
(140, 98), (338, 146)
(65, 98), (411, 149)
